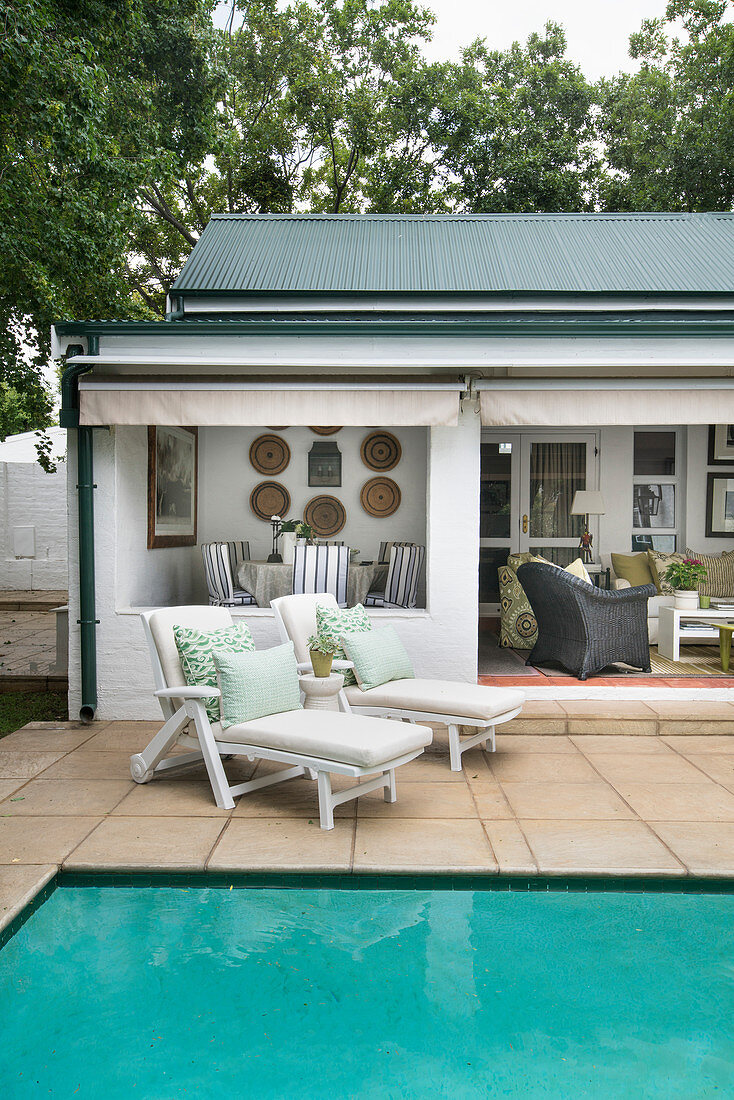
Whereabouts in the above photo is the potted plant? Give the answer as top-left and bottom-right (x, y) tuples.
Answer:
(663, 558), (708, 611)
(295, 521), (313, 543)
(307, 633), (339, 677)
(279, 519), (298, 563)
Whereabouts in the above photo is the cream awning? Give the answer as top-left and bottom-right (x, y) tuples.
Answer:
(478, 379), (734, 426)
(78, 381), (462, 427)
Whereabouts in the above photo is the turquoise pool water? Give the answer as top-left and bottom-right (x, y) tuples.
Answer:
(1, 884), (732, 1098)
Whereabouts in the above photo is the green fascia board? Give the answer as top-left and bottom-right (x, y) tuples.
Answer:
(54, 313), (734, 340)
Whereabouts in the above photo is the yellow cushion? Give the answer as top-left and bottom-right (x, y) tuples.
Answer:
(611, 552), (655, 589)
(564, 558), (592, 584)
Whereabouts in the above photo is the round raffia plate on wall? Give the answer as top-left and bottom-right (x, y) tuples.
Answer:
(249, 434), (290, 475)
(361, 430), (402, 471)
(309, 426), (341, 435)
(250, 481), (291, 522)
(360, 477), (401, 518)
(304, 495), (346, 537)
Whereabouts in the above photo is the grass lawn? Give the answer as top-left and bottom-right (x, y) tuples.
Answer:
(0, 691), (68, 738)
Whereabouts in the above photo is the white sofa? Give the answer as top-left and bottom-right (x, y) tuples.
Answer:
(600, 554), (673, 645)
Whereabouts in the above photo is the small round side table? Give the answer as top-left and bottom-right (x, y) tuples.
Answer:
(299, 672), (345, 711)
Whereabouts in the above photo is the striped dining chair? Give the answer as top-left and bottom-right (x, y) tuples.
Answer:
(366, 544), (425, 609)
(201, 542), (256, 607)
(378, 540), (410, 563)
(292, 544), (349, 607)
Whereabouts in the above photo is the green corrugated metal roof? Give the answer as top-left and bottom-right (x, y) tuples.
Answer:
(170, 213), (734, 295)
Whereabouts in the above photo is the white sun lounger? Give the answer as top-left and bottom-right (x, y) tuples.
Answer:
(131, 606), (432, 829)
(271, 593), (525, 771)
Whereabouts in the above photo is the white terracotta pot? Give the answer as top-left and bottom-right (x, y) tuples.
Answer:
(281, 531), (296, 564)
(673, 589), (699, 611)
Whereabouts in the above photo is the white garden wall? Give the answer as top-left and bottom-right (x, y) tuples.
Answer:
(0, 459), (68, 590)
(67, 410), (480, 719)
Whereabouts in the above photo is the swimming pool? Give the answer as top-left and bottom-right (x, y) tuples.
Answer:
(1, 880), (732, 1098)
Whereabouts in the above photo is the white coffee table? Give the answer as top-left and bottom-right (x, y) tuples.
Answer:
(658, 605), (734, 662)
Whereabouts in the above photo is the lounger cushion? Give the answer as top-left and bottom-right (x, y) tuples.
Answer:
(343, 679), (525, 723)
(211, 710), (432, 769)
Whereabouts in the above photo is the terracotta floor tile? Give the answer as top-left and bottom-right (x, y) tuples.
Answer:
(674, 755), (734, 794)
(0, 778), (132, 816)
(482, 820), (538, 874)
(0, 751), (66, 779)
(0, 816), (101, 864)
(353, 818), (496, 873)
(65, 816), (226, 871)
(500, 780), (635, 821)
(587, 753), (707, 785)
(357, 780), (477, 819)
(495, 734), (578, 754)
(615, 781), (734, 822)
(572, 735), (673, 755)
(521, 820), (685, 875)
(0, 729), (94, 753)
(488, 753), (599, 784)
(0, 866), (57, 931)
(208, 817), (354, 872)
(650, 821), (734, 876)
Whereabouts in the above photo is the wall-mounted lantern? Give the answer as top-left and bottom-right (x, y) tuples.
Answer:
(308, 441), (342, 487)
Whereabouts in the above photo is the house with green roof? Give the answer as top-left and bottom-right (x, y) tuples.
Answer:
(53, 213), (734, 719)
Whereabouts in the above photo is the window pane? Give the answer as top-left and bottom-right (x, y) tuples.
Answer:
(529, 442), (585, 539)
(633, 484), (675, 528)
(631, 534), (677, 552)
(480, 443), (512, 539)
(479, 547), (509, 603)
(634, 432), (676, 475)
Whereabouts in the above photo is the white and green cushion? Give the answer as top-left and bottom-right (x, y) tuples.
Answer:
(340, 626), (414, 692)
(213, 642), (302, 729)
(173, 622), (255, 722)
(315, 602), (372, 686)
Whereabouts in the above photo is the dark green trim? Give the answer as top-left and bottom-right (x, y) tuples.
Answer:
(0, 876), (58, 951)
(53, 312), (734, 340)
(174, 287), (734, 300)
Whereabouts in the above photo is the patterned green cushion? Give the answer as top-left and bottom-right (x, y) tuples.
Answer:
(340, 626), (414, 691)
(173, 622), (255, 722)
(315, 602), (372, 686)
(498, 565), (537, 649)
(213, 642), (302, 729)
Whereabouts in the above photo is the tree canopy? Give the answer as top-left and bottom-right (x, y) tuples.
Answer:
(4, 0), (734, 441)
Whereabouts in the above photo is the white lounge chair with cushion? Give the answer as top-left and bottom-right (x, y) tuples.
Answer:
(132, 606), (432, 829)
(271, 593), (525, 771)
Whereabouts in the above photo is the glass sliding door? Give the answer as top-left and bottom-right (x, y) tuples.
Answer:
(479, 436), (520, 612)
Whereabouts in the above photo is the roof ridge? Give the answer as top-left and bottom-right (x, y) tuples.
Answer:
(209, 211), (731, 221)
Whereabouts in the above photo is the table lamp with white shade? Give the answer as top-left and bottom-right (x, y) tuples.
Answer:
(570, 491), (605, 564)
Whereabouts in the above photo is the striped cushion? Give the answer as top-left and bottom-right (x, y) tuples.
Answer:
(685, 550), (734, 598)
(384, 544), (425, 608)
(293, 544), (349, 606)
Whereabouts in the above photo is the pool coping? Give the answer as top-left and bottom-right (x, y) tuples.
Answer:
(3, 869), (734, 952)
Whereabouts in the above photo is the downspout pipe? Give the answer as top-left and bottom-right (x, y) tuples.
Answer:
(165, 294), (184, 321)
(60, 338), (99, 722)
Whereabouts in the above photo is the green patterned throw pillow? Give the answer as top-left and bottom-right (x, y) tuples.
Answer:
(173, 622), (255, 722)
(340, 626), (414, 692)
(213, 642), (302, 729)
(315, 602), (372, 686)
(498, 565), (537, 649)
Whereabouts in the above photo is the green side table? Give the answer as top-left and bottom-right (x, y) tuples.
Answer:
(717, 624), (734, 672)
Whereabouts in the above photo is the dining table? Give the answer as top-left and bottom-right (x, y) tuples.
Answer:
(237, 560), (389, 609)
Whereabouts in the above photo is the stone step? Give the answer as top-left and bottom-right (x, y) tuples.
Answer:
(503, 700), (734, 737)
(0, 591), (68, 612)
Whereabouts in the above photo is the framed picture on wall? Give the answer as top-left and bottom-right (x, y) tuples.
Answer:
(706, 472), (734, 538)
(708, 424), (734, 466)
(147, 426), (198, 548)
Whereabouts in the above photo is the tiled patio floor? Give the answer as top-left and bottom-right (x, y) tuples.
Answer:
(1, 709), (734, 929)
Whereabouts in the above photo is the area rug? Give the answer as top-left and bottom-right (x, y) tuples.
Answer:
(648, 644), (728, 677)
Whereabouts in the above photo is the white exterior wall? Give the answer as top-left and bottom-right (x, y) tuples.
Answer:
(0, 460), (68, 590)
(68, 409), (480, 720)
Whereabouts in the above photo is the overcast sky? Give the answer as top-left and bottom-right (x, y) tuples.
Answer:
(419, 0), (670, 80)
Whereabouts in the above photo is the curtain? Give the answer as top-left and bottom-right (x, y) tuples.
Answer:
(529, 442), (585, 540)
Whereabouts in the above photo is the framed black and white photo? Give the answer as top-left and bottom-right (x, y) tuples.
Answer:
(708, 425), (734, 466)
(706, 472), (734, 538)
(147, 426), (198, 548)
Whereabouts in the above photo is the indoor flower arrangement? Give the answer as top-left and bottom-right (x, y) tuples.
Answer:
(306, 633), (340, 677)
(663, 558), (708, 611)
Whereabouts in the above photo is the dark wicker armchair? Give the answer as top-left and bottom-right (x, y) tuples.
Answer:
(516, 562), (657, 681)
